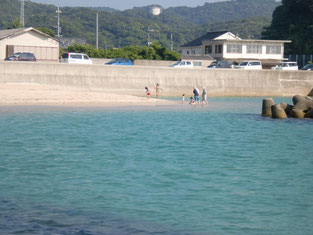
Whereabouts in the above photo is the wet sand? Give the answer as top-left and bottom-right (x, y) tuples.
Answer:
(0, 83), (177, 107)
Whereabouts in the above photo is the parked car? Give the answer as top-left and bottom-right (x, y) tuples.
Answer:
(169, 61), (194, 68)
(300, 64), (313, 71)
(235, 61), (262, 70)
(4, 52), (36, 61)
(60, 52), (93, 64)
(105, 58), (133, 66)
(208, 60), (236, 69)
(271, 62), (298, 70)
(207, 61), (217, 68)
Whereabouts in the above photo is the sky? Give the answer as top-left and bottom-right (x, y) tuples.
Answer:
(29, 0), (229, 10)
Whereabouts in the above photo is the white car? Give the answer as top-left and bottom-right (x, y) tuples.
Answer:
(271, 62), (298, 71)
(235, 61), (262, 70)
(60, 52), (93, 64)
(169, 61), (194, 68)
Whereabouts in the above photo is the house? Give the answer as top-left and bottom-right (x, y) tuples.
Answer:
(0, 27), (59, 62)
(180, 31), (291, 69)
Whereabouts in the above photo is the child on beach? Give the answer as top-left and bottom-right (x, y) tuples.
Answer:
(145, 87), (151, 99)
(189, 96), (194, 104)
(155, 83), (161, 99)
(182, 94), (185, 104)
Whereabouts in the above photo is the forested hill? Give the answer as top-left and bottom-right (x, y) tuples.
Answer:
(0, 0), (278, 49)
(163, 0), (279, 25)
(90, 7), (119, 13)
(117, 0), (278, 26)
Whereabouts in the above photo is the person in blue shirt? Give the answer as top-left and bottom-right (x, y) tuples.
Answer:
(193, 87), (200, 104)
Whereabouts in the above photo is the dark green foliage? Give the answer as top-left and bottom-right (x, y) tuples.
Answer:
(66, 42), (181, 61)
(89, 7), (119, 13)
(36, 27), (55, 37)
(164, 0), (279, 25)
(262, 0), (313, 54)
(201, 16), (272, 39)
(11, 18), (23, 29)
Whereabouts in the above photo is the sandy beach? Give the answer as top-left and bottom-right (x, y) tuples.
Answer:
(0, 83), (177, 107)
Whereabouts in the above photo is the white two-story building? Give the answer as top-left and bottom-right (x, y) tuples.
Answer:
(180, 31), (291, 69)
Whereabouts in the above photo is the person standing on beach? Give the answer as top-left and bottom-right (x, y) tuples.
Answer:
(182, 94), (185, 104)
(202, 87), (208, 104)
(145, 87), (151, 99)
(155, 83), (161, 99)
(193, 87), (200, 104)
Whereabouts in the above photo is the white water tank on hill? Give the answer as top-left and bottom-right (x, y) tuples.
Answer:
(149, 6), (162, 16)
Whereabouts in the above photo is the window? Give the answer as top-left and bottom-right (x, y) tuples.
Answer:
(250, 61), (261, 66)
(205, 45), (212, 54)
(84, 55), (89, 60)
(186, 50), (190, 55)
(247, 45), (262, 54)
(227, 45), (242, 53)
(191, 50), (196, 55)
(62, 53), (69, 59)
(266, 46), (281, 54)
(70, 54), (83, 59)
(215, 45), (223, 54)
(193, 61), (202, 67)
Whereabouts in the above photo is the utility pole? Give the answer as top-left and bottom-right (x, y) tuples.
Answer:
(56, 6), (62, 38)
(96, 13), (99, 49)
(147, 26), (154, 46)
(170, 33), (173, 51)
(20, 0), (25, 28)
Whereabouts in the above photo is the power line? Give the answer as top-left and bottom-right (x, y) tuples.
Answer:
(147, 26), (154, 46)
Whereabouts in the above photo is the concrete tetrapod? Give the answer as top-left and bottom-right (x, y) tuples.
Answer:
(304, 108), (313, 118)
(290, 95), (313, 118)
(279, 102), (294, 116)
(261, 95), (313, 119)
(262, 98), (274, 117)
(271, 103), (288, 119)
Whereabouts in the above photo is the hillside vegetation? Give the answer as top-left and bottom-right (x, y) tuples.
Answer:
(0, 0), (278, 50)
(164, 0), (279, 25)
(262, 0), (313, 54)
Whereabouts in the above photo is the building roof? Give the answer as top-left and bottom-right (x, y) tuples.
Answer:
(181, 55), (214, 60)
(181, 31), (291, 48)
(0, 27), (58, 41)
(181, 31), (229, 47)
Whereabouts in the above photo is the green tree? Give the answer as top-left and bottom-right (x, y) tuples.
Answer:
(10, 17), (23, 29)
(36, 27), (56, 37)
(262, 0), (313, 54)
(64, 42), (180, 61)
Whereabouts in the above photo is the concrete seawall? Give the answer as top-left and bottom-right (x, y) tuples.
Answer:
(0, 61), (313, 97)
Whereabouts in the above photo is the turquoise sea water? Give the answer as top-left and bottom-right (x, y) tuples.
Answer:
(0, 97), (312, 235)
